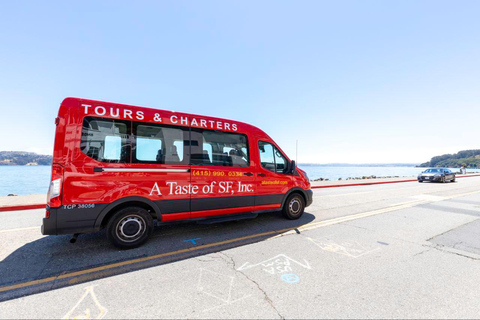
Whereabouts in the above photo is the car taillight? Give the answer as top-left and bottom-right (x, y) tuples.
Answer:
(47, 164), (64, 208)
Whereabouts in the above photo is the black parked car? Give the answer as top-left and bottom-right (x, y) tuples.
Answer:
(418, 168), (455, 183)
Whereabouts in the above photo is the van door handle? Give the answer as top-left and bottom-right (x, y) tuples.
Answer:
(258, 174), (267, 177)
(244, 172), (253, 176)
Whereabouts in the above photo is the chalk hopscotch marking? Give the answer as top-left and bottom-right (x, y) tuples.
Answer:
(184, 238), (201, 245)
(63, 286), (107, 319)
(238, 254), (311, 284)
(197, 269), (251, 312)
(237, 254), (312, 275)
(281, 273), (300, 284)
(307, 236), (380, 258)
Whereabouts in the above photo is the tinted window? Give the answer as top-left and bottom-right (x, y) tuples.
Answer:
(81, 117), (130, 163)
(133, 123), (189, 164)
(259, 141), (289, 174)
(274, 147), (288, 173)
(259, 141), (275, 171)
(203, 143), (213, 163)
(190, 129), (249, 167)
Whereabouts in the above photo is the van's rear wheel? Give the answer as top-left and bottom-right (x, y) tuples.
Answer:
(106, 207), (153, 249)
(283, 194), (305, 220)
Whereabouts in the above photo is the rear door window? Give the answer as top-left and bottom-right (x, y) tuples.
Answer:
(81, 117), (131, 163)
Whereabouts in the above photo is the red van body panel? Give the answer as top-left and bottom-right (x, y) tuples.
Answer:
(42, 97), (312, 236)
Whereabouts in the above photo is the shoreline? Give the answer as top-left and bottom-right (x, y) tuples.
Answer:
(308, 169), (480, 183)
(2, 173), (480, 211)
(312, 174), (409, 182)
(309, 172), (480, 187)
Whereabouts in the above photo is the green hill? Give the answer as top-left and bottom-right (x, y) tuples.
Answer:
(418, 150), (480, 168)
(0, 151), (52, 166)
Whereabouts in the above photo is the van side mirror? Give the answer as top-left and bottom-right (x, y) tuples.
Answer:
(288, 160), (297, 174)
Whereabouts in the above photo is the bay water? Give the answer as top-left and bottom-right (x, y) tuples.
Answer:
(0, 165), (478, 196)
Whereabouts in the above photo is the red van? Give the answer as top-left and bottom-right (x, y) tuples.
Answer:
(42, 98), (312, 248)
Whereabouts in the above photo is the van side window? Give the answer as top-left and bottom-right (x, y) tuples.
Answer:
(203, 143), (213, 163)
(258, 141), (275, 171)
(133, 123), (189, 164)
(274, 148), (288, 173)
(191, 129), (249, 167)
(104, 136), (122, 160)
(81, 117), (130, 163)
(258, 141), (288, 174)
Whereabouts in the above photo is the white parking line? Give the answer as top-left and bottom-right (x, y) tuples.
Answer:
(321, 191), (374, 197)
(0, 226), (38, 234)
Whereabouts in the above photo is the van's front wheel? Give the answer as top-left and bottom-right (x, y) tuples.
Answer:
(106, 207), (153, 249)
(283, 194), (305, 220)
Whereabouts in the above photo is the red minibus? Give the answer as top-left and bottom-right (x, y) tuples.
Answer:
(42, 98), (312, 248)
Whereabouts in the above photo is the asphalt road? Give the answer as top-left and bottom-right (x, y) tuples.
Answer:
(1, 177), (480, 319)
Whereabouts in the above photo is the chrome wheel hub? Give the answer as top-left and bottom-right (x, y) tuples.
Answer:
(116, 215), (146, 242)
(289, 199), (301, 214)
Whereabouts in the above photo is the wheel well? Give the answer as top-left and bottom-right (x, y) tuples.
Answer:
(101, 201), (157, 228)
(284, 190), (306, 208)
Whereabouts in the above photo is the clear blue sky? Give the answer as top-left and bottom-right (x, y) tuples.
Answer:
(1, 0), (479, 163)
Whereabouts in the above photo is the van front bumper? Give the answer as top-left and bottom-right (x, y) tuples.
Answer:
(305, 189), (313, 207)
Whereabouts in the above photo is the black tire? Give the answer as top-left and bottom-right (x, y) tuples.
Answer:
(451, 177), (456, 182)
(418, 180), (423, 183)
(106, 207), (154, 249)
(282, 194), (305, 220)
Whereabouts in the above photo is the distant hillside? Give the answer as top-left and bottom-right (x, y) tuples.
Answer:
(0, 151), (52, 166)
(418, 150), (480, 168)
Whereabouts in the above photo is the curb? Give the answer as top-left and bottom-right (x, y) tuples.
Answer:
(1, 174), (479, 212)
(0, 204), (45, 212)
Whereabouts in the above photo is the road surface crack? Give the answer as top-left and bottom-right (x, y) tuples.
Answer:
(452, 241), (463, 249)
(413, 248), (432, 257)
(219, 252), (284, 319)
(422, 244), (480, 261)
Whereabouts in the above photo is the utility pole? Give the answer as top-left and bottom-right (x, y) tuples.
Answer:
(296, 139), (298, 163)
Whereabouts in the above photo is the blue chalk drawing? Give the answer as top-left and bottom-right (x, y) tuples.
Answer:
(281, 273), (300, 284)
(184, 238), (201, 245)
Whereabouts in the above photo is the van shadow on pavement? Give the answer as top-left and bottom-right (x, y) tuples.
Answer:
(0, 211), (315, 302)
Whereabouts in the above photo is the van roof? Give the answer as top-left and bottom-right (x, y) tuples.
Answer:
(61, 97), (270, 139)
